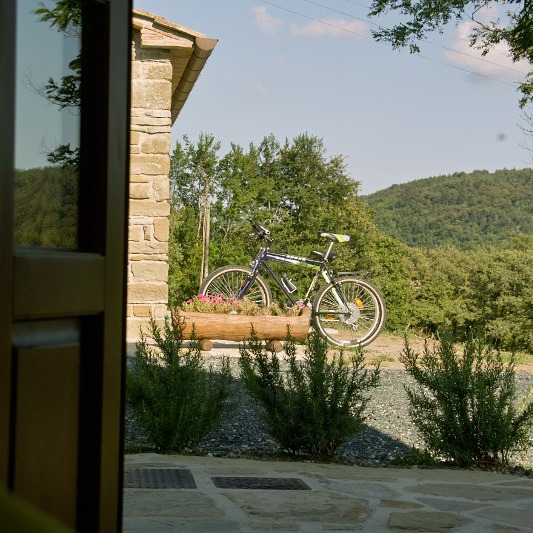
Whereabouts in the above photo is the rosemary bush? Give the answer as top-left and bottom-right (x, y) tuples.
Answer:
(401, 333), (533, 467)
(239, 331), (380, 460)
(127, 317), (234, 452)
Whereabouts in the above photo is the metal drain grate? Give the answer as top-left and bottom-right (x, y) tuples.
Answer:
(211, 477), (311, 490)
(124, 468), (197, 489)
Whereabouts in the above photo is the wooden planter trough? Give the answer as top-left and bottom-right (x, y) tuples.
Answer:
(175, 307), (312, 352)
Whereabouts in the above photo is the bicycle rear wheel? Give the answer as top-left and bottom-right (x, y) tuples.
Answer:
(199, 265), (272, 307)
(313, 277), (386, 347)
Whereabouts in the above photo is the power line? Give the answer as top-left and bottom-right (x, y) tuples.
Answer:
(301, 0), (527, 75)
(260, 0), (368, 39)
(259, 0), (523, 89)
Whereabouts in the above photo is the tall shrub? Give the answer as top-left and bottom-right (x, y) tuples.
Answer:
(127, 316), (234, 452)
(239, 331), (380, 460)
(401, 333), (533, 467)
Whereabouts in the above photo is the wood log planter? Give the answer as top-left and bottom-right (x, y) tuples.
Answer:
(175, 307), (312, 352)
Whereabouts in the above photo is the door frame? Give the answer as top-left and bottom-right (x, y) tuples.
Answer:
(0, 1), (132, 530)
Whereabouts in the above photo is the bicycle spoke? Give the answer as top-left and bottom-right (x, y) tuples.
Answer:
(313, 277), (386, 347)
(199, 266), (272, 307)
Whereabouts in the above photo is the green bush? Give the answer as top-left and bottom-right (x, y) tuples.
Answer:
(127, 317), (235, 452)
(238, 331), (380, 460)
(401, 333), (533, 467)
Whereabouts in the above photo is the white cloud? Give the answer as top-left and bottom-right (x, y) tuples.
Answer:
(250, 6), (283, 35)
(255, 82), (270, 96)
(443, 17), (529, 83)
(290, 18), (367, 38)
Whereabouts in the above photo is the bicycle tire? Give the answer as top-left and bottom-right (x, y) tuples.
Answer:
(199, 265), (272, 307)
(313, 277), (386, 347)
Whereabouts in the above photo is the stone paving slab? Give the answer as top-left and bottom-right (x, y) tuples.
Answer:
(123, 453), (533, 532)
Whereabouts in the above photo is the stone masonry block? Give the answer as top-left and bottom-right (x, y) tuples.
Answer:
(129, 215), (157, 225)
(133, 45), (171, 62)
(130, 122), (170, 133)
(130, 174), (150, 183)
(153, 218), (169, 242)
(128, 254), (168, 262)
(130, 154), (170, 176)
(131, 61), (173, 81)
(126, 318), (148, 344)
(128, 225), (143, 242)
(128, 240), (169, 254)
(127, 282), (168, 304)
(131, 261), (169, 282)
(152, 305), (168, 318)
(131, 79), (172, 109)
(130, 131), (140, 145)
(130, 183), (151, 199)
(132, 305), (152, 317)
(152, 176), (170, 201)
(140, 133), (171, 155)
(129, 199), (170, 217)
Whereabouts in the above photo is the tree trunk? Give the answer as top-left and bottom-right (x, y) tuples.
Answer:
(175, 307), (312, 342)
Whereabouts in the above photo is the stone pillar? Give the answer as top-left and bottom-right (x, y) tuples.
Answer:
(127, 36), (171, 342)
(127, 10), (217, 343)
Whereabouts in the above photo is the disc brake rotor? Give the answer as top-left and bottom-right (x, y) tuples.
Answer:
(340, 302), (360, 325)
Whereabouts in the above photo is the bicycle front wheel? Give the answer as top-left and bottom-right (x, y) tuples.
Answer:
(313, 277), (386, 347)
(199, 265), (272, 307)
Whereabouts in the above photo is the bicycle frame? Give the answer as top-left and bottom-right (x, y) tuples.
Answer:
(238, 240), (349, 314)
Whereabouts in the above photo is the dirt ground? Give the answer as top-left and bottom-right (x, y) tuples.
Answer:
(359, 333), (533, 373)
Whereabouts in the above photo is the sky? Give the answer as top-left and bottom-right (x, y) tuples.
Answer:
(15, 5), (80, 174)
(134, 0), (531, 195)
(14, 1), (530, 196)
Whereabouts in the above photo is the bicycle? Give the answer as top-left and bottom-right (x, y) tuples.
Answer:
(199, 220), (386, 347)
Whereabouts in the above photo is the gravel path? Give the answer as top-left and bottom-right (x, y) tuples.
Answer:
(125, 356), (533, 472)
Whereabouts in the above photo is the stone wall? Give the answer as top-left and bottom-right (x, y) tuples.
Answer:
(127, 34), (172, 342)
(127, 10), (217, 343)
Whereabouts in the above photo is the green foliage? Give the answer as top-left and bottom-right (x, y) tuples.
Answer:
(14, 167), (78, 248)
(463, 245), (533, 352)
(168, 209), (203, 305)
(169, 132), (398, 317)
(368, 0), (533, 107)
(169, 136), (532, 351)
(126, 317), (235, 452)
(400, 333), (533, 467)
(365, 169), (533, 250)
(405, 238), (533, 351)
(238, 331), (380, 460)
(362, 234), (412, 332)
(36, 0), (82, 34)
(389, 447), (438, 467)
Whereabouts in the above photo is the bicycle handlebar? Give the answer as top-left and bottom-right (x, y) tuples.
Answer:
(249, 219), (271, 240)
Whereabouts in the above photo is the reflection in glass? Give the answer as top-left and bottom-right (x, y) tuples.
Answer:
(14, 2), (81, 248)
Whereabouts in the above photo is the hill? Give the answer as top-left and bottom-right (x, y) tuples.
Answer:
(363, 168), (532, 249)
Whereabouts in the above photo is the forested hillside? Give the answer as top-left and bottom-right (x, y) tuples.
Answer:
(364, 168), (532, 249)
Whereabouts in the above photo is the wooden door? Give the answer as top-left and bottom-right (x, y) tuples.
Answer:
(0, 1), (131, 530)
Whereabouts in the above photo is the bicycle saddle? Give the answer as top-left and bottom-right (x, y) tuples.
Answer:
(320, 233), (351, 243)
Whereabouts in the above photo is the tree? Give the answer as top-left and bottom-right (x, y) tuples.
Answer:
(368, 0), (533, 107)
(520, 109), (533, 160)
(35, 1), (81, 168)
(168, 132), (411, 333)
(168, 133), (221, 298)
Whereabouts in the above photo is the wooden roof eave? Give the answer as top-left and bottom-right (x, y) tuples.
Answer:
(171, 37), (217, 124)
(132, 8), (218, 124)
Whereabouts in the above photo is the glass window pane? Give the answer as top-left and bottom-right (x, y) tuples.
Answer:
(14, 1), (81, 248)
